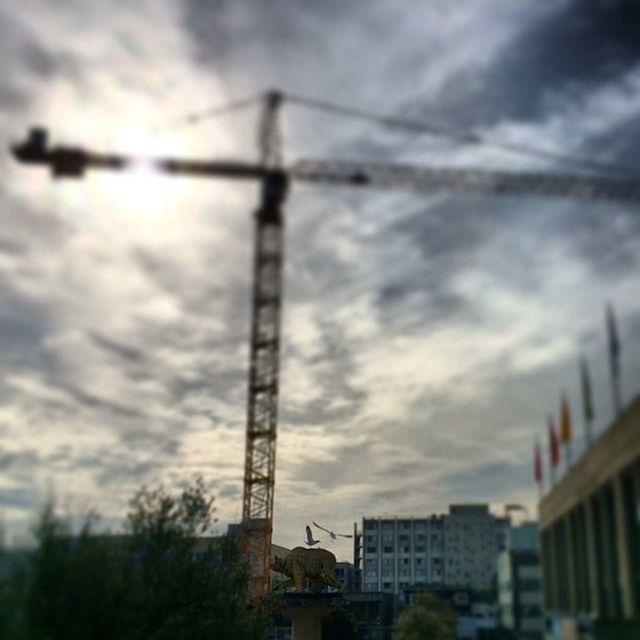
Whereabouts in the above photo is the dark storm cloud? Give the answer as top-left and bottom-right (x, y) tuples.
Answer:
(181, 0), (356, 67)
(420, 0), (640, 127)
(88, 331), (146, 363)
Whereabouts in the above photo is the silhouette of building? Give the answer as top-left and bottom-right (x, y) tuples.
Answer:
(539, 395), (640, 640)
(361, 504), (509, 594)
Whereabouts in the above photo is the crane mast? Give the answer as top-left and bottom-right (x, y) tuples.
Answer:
(242, 91), (287, 596)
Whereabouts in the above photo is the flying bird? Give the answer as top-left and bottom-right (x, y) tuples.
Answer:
(313, 521), (353, 541)
(305, 525), (320, 546)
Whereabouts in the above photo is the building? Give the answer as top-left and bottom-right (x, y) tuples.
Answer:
(539, 395), (640, 640)
(445, 504), (509, 591)
(335, 561), (356, 592)
(361, 504), (509, 595)
(498, 522), (543, 639)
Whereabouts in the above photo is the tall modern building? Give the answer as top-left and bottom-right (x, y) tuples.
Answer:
(361, 504), (509, 595)
(539, 395), (640, 640)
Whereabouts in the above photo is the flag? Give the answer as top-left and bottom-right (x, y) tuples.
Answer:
(580, 355), (594, 423)
(534, 440), (543, 485)
(606, 303), (621, 378)
(559, 394), (572, 445)
(548, 416), (560, 468)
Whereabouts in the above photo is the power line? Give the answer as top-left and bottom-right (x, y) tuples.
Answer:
(283, 91), (639, 177)
(151, 92), (263, 134)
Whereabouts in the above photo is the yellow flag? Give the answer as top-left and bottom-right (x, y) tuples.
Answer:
(560, 394), (572, 444)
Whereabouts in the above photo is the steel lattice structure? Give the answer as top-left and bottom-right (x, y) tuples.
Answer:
(241, 171), (287, 595)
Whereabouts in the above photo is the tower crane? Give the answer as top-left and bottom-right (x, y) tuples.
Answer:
(10, 90), (640, 596)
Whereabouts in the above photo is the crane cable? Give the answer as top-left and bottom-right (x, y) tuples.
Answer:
(283, 91), (640, 178)
(150, 92), (263, 135)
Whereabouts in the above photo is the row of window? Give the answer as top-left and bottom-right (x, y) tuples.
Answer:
(366, 544), (440, 554)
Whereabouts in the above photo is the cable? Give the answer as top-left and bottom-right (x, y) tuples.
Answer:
(284, 91), (640, 177)
(151, 92), (264, 134)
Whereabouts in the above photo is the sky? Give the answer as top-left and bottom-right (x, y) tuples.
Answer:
(1, 0), (640, 559)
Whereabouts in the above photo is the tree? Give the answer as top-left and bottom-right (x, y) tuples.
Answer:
(0, 478), (268, 640)
(322, 607), (359, 640)
(393, 593), (457, 640)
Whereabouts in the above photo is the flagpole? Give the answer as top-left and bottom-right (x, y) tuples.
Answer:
(606, 304), (622, 419)
(548, 415), (559, 487)
(580, 355), (594, 448)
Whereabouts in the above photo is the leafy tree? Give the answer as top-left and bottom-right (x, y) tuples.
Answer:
(393, 593), (457, 640)
(0, 478), (268, 640)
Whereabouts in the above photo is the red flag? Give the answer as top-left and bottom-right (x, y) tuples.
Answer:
(534, 440), (543, 485)
(548, 416), (560, 468)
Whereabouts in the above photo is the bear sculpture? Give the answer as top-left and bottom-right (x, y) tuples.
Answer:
(271, 546), (344, 593)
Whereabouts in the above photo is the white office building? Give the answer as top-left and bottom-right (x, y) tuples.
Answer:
(361, 504), (509, 594)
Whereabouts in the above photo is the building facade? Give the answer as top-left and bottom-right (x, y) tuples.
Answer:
(498, 523), (543, 639)
(539, 395), (640, 640)
(361, 504), (509, 595)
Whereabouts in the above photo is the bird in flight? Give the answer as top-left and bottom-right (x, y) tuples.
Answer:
(313, 521), (353, 541)
(305, 525), (320, 546)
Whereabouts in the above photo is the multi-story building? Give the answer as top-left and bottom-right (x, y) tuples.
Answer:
(361, 504), (509, 595)
(444, 504), (509, 590)
(498, 522), (543, 639)
(539, 395), (640, 640)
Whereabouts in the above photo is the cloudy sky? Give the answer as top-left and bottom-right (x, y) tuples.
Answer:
(1, 0), (640, 558)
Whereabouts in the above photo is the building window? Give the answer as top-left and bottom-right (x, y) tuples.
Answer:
(366, 546), (377, 554)
(383, 546), (393, 553)
(402, 558), (409, 565)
